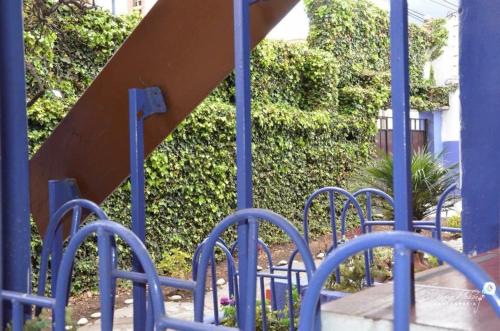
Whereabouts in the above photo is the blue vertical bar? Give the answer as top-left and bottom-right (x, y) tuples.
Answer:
(48, 179), (80, 298)
(328, 192), (340, 282)
(460, 0), (500, 254)
(244, 218), (258, 331)
(97, 231), (114, 330)
(233, 0), (253, 327)
(0, 0), (31, 325)
(390, 0), (413, 231)
(393, 244), (411, 331)
(128, 89), (147, 330)
(0, 89), (2, 329)
(390, 0), (415, 303)
(11, 301), (22, 331)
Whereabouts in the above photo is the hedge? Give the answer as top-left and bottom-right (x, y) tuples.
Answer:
(214, 40), (338, 111)
(305, 0), (450, 110)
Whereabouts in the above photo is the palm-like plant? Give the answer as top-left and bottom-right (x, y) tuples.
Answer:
(360, 149), (458, 220)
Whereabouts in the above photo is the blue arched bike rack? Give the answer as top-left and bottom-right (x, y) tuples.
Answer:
(340, 185), (462, 241)
(193, 209), (316, 331)
(299, 231), (500, 331)
(340, 188), (395, 236)
(36, 199), (112, 317)
(192, 239), (238, 325)
(303, 187), (372, 286)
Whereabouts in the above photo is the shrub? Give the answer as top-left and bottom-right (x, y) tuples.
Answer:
(358, 149), (458, 220)
(447, 214), (461, 229)
(221, 288), (300, 330)
(214, 41), (338, 111)
(157, 248), (192, 279)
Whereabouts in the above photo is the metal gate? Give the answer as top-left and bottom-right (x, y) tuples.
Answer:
(376, 116), (427, 154)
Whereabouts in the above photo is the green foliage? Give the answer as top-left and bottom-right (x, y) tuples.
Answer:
(305, 0), (390, 87)
(102, 99), (376, 269)
(5, 317), (50, 331)
(370, 248), (393, 282)
(157, 248), (192, 279)
(323, 249), (393, 292)
(359, 150), (458, 220)
(222, 288), (300, 330)
(325, 254), (366, 292)
(447, 214), (461, 229)
(324, 246), (447, 292)
(423, 19), (449, 61)
(5, 309), (76, 331)
(305, 0), (450, 111)
(214, 40), (338, 111)
(24, 0), (140, 154)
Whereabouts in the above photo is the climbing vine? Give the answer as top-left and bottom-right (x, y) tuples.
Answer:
(305, 0), (450, 111)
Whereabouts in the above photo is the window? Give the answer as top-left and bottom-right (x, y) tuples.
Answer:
(133, 0), (142, 7)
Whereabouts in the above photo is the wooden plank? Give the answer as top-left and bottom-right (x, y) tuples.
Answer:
(29, 0), (299, 236)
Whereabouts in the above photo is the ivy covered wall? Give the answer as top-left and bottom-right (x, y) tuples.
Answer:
(305, 0), (450, 111)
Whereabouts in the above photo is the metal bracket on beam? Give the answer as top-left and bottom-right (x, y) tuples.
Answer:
(142, 87), (167, 118)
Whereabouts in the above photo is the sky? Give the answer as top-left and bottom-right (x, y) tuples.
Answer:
(267, 0), (459, 40)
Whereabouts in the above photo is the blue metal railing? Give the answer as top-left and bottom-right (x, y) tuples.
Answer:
(299, 231), (500, 331)
(428, 183), (462, 240)
(340, 188), (395, 236)
(53, 221), (164, 331)
(229, 239), (279, 311)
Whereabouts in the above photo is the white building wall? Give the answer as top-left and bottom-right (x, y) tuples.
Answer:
(94, 0), (129, 15)
(141, 0), (157, 15)
(430, 13), (459, 87)
(427, 13), (461, 168)
(441, 89), (460, 142)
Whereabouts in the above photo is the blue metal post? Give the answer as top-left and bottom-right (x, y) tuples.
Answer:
(233, 0), (253, 327)
(460, 0), (500, 254)
(393, 244), (411, 330)
(48, 179), (80, 297)
(0, 0), (31, 324)
(128, 87), (166, 330)
(390, 0), (415, 302)
(129, 89), (147, 330)
(390, 0), (413, 231)
(0, 84), (2, 331)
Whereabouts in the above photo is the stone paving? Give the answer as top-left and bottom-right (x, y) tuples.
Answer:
(79, 285), (230, 331)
